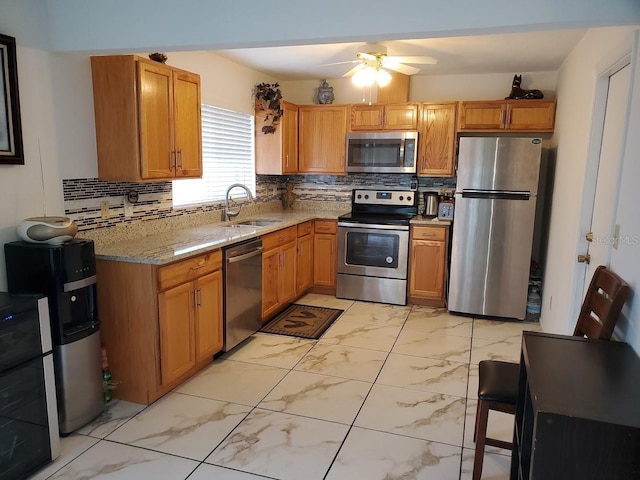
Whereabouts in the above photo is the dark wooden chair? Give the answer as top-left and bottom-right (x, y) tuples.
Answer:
(472, 265), (631, 480)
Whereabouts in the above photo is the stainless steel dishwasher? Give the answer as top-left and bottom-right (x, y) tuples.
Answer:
(223, 238), (263, 352)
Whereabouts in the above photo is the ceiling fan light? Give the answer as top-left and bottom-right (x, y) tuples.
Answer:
(376, 68), (392, 87)
(352, 66), (376, 87)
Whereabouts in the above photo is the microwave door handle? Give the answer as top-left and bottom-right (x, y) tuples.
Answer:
(399, 137), (405, 159)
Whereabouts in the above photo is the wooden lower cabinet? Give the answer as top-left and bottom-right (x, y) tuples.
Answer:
(312, 220), (337, 293)
(408, 225), (449, 307)
(296, 222), (314, 295)
(262, 227), (297, 321)
(96, 250), (223, 405)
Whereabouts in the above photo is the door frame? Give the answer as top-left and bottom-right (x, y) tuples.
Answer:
(572, 54), (632, 323)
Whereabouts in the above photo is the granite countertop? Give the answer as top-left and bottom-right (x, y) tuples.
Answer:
(95, 210), (347, 265)
(410, 215), (452, 227)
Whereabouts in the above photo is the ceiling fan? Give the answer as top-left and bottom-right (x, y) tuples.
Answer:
(328, 43), (437, 87)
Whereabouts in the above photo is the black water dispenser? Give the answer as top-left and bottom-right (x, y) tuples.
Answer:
(4, 239), (104, 434)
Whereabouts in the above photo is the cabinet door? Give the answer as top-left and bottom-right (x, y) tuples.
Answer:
(384, 104), (419, 130)
(299, 106), (348, 174)
(262, 248), (281, 320)
(173, 70), (202, 178)
(279, 241), (297, 305)
(158, 282), (196, 385)
(282, 101), (299, 174)
(194, 270), (223, 362)
(507, 101), (556, 132)
(350, 105), (384, 130)
(418, 103), (457, 177)
(458, 102), (505, 130)
(138, 61), (175, 179)
(408, 239), (446, 299)
(313, 233), (337, 287)
(296, 234), (313, 295)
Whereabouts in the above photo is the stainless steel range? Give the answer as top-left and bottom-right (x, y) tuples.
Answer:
(337, 188), (418, 305)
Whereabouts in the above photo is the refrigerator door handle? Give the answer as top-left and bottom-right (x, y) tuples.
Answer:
(461, 189), (530, 200)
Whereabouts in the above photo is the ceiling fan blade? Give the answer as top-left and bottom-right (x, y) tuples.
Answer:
(342, 64), (365, 78)
(357, 51), (377, 61)
(387, 55), (438, 65)
(384, 63), (420, 75)
(318, 60), (361, 67)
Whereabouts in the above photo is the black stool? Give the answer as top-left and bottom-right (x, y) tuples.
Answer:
(473, 360), (520, 480)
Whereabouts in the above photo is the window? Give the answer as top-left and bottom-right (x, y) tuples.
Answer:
(173, 104), (255, 207)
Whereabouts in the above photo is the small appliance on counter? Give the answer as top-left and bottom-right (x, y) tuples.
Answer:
(4, 239), (104, 435)
(422, 191), (439, 218)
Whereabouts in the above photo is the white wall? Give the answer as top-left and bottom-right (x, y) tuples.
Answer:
(541, 27), (638, 337)
(0, 0), (65, 290)
(281, 72), (557, 105)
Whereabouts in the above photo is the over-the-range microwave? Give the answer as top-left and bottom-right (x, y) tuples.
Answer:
(346, 131), (417, 174)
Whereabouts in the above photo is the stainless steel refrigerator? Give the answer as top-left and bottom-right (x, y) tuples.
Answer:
(448, 137), (542, 320)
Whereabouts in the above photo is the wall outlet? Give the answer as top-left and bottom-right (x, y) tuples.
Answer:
(123, 199), (133, 218)
(101, 200), (109, 219)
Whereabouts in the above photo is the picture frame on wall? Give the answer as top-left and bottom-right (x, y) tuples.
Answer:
(0, 33), (24, 165)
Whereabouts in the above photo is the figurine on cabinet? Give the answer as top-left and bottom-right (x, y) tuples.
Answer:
(505, 74), (544, 100)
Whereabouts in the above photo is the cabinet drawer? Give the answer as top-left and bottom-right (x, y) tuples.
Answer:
(314, 220), (337, 234)
(412, 226), (446, 241)
(297, 221), (313, 237)
(262, 226), (297, 251)
(158, 250), (222, 291)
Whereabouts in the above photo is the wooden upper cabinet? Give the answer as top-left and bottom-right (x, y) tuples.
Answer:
(255, 100), (298, 175)
(91, 55), (202, 182)
(458, 99), (556, 132)
(350, 103), (418, 131)
(418, 102), (457, 177)
(299, 105), (348, 174)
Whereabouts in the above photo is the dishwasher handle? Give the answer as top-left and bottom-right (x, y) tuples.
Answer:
(226, 246), (263, 264)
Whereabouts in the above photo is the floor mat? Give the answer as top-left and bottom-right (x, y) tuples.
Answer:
(260, 304), (344, 340)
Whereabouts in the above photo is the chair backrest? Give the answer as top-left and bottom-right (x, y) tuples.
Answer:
(573, 265), (631, 340)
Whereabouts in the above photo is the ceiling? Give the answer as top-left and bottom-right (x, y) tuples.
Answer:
(215, 30), (587, 81)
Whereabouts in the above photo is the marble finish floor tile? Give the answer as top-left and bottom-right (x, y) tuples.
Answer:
(222, 333), (315, 369)
(404, 307), (473, 337)
(29, 434), (99, 480)
(392, 329), (472, 363)
(377, 353), (469, 398)
(463, 398), (514, 455)
(355, 384), (466, 446)
(460, 448), (510, 480)
(319, 320), (402, 352)
(106, 392), (251, 460)
(325, 427), (461, 480)
(294, 342), (387, 382)
(205, 408), (349, 480)
(467, 362), (479, 399)
(259, 370), (371, 424)
(470, 337), (522, 364)
(295, 293), (355, 311)
(174, 359), (288, 406)
(75, 399), (146, 439)
(48, 440), (198, 479)
(189, 463), (273, 479)
(472, 319), (540, 343)
(335, 300), (411, 327)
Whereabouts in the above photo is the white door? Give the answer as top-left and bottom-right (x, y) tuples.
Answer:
(581, 63), (631, 293)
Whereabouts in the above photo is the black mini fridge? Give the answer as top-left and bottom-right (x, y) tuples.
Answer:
(4, 239), (104, 435)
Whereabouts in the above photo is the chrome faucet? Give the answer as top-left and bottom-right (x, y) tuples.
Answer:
(224, 183), (254, 221)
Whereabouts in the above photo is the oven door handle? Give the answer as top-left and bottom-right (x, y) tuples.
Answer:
(338, 222), (409, 231)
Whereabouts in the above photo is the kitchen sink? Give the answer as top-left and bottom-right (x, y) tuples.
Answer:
(234, 219), (280, 227)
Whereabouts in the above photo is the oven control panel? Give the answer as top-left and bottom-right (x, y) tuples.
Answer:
(353, 189), (416, 207)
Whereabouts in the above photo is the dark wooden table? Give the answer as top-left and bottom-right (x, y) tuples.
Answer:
(511, 331), (640, 480)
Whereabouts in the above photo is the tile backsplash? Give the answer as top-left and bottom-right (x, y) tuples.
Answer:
(63, 174), (456, 232)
